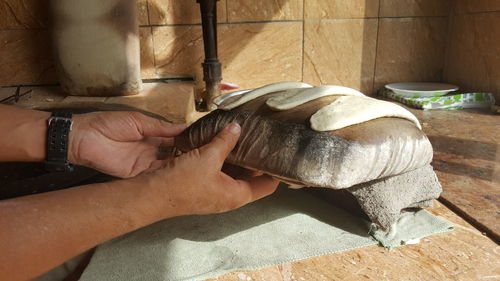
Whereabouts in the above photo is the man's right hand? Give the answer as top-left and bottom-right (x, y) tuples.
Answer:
(148, 122), (279, 216)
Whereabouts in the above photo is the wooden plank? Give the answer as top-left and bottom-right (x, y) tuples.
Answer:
(210, 107), (500, 281)
(210, 201), (500, 281)
(412, 109), (500, 241)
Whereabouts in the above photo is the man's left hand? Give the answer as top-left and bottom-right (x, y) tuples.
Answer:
(69, 111), (186, 178)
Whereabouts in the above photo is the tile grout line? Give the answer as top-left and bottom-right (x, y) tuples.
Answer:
(370, 1), (382, 94)
(442, 2), (455, 83)
(145, 0), (151, 26)
(139, 19), (304, 28)
(144, 0), (159, 78)
(301, 0), (305, 82)
(225, 0), (229, 23)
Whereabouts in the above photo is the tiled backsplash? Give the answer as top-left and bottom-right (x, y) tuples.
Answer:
(0, 0), (498, 100)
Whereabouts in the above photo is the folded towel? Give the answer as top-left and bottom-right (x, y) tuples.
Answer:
(348, 165), (442, 230)
(309, 165), (442, 230)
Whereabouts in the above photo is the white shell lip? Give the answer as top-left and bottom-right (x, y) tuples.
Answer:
(385, 82), (459, 97)
(213, 89), (252, 107)
(218, 81), (313, 110)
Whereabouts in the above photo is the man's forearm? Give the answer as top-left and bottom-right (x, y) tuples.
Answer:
(0, 174), (177, 281)
(0, 105), (50, 162)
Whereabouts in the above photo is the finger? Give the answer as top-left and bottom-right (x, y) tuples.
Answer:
(199, 123), (241, 168)
(236, 175), (280, 202)
(132, 113), (187, 137)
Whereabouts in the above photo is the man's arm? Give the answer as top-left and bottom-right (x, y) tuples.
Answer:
(0, 123), (279, 281)
(0, 105), (51, 162)
(0, 105), (186, 177)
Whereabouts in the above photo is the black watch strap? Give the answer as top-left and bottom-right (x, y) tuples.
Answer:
(45, 112), (74, 172)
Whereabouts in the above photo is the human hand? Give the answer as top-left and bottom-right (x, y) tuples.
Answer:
(150, 123), (279, 216)
(69, 111), (186, 178)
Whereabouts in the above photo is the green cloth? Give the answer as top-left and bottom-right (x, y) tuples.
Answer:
(370, 209), (454, 248)
(379, 89), (495, 110)
(80, 186), (453, 281)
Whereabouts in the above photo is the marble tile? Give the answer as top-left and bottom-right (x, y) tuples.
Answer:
(304, 0), (379, 19)
(137, 0), (149, 25)
(0, 87), (17, 101)
(227, 0), (303, 22)
(218, 22), (303, 89)
(453, 0), (500, 14)
(303, 19), (378, 95)
(7, 83), (197, 124)
(0, 0), (48, 29)
(148, 0), (227, 25)
(444, 13), (500, 105)
(153, 22), (303, 90)
(152, 25), (204, 77)
(0, 29), (57, 85)
(409, 108), (500, 239)
(380, 0), (451, 17)
(373, 18), (448, 91)
(139, 27), (157, 79)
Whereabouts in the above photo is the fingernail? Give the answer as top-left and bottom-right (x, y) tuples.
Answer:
(227, 123), (241, 135)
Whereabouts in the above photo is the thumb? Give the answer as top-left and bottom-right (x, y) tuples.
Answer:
(131, 112), (187, 137)
(199, 123), (241, 168)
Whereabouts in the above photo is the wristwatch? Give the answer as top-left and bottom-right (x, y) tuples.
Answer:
(45, 112), (74, 172)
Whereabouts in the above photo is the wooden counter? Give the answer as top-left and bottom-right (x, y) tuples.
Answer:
(211, 108), (500, 281)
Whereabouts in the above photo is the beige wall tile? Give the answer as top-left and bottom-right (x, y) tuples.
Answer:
(305, 0), (379, 19)
(152, 25), (204, 77)
(0, 0), (48, 29)
(153, 22), (303, 89)
(137, 0), (149, 25)
(303, 19), (378, 94)
(380, 0), (450, 17)
(139, 27), (157, 79)
(453, 0), (500, 14)
(227, 0), (303, 22)
(374, 18), (448, 91)
(149, 0), (227, 25)
(444, 13), (500, 103)
(0, 30), (57, 85)
(218, 22), (303, 89)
